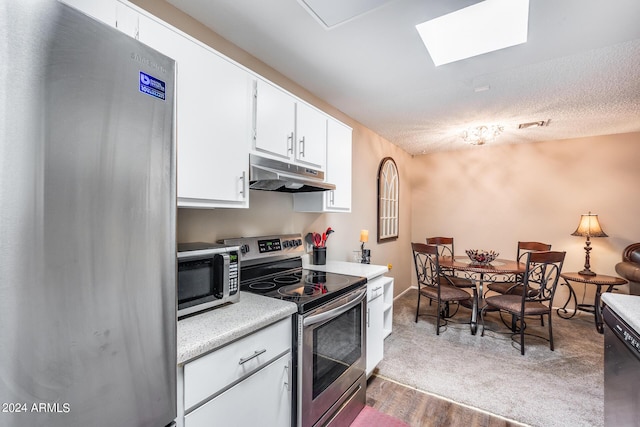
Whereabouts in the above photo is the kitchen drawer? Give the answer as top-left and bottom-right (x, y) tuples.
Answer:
(184, 353), (291, 427)
(183, 317), (292, 411)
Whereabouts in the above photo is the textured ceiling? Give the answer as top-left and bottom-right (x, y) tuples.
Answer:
(166, 0), (640, 154)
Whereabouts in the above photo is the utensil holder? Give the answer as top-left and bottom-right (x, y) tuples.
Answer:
(312, 247), (326, 265)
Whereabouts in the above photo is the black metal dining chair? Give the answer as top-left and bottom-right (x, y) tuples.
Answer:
(426, 237), (476, 290)
(481, 250), (566, 355)
(412, 242), (477, 335)
(486, 241), (552, 296)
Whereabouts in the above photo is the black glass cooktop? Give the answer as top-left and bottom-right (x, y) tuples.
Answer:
(241, 268), (366, 313)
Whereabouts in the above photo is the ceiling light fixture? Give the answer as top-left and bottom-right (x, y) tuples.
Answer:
(461, 125), (504, 145)
(416, 0), (530, 66)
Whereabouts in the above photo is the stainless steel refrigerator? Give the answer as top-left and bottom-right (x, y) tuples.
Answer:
(1, 1), (176, 426)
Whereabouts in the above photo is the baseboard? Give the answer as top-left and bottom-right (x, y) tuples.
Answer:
(393, 285), (418, 301)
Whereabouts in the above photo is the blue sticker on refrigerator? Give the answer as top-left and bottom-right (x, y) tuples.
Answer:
(139, 71), (166, 100)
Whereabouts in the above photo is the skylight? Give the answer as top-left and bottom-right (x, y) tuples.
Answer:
(416, 0), (529, 66)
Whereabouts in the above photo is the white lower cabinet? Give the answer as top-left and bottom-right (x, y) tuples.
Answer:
(366, 281), (384, 377)
(382, 277), (394, 338)
(185, 353), (291, 427)
(366, 275), (393, 376)
(178, 318), (292, 427)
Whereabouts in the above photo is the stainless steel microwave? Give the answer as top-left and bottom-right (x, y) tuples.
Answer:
(177, 243), (240, 318)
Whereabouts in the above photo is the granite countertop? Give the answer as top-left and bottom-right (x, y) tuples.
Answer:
(302, 258), (389, 280)
(602, 293), (640, 332)
(177, 292), (297, 365)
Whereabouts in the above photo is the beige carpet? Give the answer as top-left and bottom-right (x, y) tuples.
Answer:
(375, 289), (604, 427)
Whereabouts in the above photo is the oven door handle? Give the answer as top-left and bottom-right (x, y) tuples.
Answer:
(303, 288), (366, 327)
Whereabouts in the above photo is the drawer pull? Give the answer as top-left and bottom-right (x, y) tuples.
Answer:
(239, 349), (267, 365)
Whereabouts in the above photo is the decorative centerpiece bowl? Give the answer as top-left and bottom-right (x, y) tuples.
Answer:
(465, 249), (499, 265)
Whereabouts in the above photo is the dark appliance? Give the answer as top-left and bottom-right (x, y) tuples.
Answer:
(603, 304), (640, 426)
(222, 234), (367, 427)
(177, 243), (240, 318)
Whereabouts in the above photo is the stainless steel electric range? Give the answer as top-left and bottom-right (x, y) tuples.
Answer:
(222, 234), (367, 427)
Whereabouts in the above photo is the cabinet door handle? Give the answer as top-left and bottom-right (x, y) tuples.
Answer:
(299, 136), (306, 157)
(367, 308), (370, 327)
(287, 132), (294, 154)
(238, 349), (266, 365)
(284, 359), (291, 391)
(239, 171), (246, 198)
(330, 190), (335, 205)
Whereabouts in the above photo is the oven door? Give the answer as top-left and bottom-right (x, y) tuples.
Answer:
(299, 286), (367, 427)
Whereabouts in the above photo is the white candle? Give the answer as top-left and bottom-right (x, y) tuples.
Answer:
(360, 229), (369, 243)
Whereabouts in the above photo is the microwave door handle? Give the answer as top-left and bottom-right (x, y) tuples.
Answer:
(303, 288), (366, 327)
(221, 253), (230, 299)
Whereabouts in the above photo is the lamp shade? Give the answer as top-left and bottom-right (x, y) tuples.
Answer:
(571, 212), (608, 238)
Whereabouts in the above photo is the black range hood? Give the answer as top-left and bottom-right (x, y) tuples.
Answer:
(249, 154), (336, 193)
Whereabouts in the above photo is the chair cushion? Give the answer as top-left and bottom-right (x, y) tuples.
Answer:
(487, 282), (521, 295)
(420, 284), (471, 302)
(485, 295), (549, 315)
(486, 282), (540, 298)
(444, 275), (475, 288)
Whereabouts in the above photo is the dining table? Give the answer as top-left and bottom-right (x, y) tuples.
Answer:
(438, 256), (527, 334)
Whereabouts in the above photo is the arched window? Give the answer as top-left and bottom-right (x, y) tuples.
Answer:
(377, 157), (399, 242)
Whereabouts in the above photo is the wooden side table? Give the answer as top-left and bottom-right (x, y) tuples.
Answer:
(556, 272), (627, 333)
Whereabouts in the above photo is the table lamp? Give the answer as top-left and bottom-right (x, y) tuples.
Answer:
(360, 229), (370, 264)
(571, 211), (608, 276)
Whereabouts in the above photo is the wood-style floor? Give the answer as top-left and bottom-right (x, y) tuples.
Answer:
(366, 374), (524, 427)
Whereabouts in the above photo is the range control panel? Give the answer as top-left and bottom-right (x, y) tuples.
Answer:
(221, 234), (305, 264)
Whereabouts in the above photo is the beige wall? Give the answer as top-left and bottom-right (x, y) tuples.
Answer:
(131, 0), (640, 303)
(410, 132), (640, 303)
(131, 0), (415, 295)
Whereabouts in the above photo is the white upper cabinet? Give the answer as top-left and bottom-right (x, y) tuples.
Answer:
(325, 119), (352, 211)
(253, 80), (296, 159)
(60, 0), (117, 27)
(254, 79), (326, 170)
(293, 118), (352, 212)
(137, 12), (252, 208)
(61, 0), (137, 39)
(114, 1), (139, 38)
(295, 101), (327, 169)
(59, 0), (357, 210)
(62, 0), (253, 209)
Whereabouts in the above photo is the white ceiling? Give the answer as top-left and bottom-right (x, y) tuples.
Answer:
(166, 0), (640, 154)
